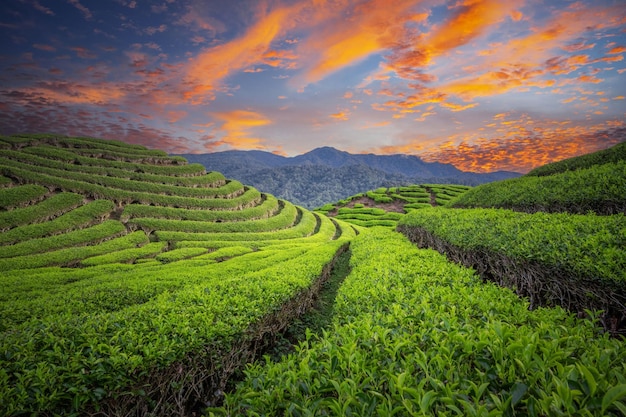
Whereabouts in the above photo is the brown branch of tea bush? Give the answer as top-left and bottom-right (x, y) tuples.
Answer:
(397, 225), (626, 336)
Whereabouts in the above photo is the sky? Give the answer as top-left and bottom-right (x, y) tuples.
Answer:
(1, 0), (625, 173)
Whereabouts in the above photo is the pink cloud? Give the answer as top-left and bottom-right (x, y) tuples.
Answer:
(67, 0), (92, 20)
(33, 44), (56, 52)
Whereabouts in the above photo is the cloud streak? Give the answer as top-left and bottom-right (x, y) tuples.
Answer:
(183, 3), (301, 103)
(67, 0), (93, 20)
(207, 110), (274, 152)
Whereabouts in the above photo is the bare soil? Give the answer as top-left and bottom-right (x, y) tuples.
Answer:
(326, 196), (407, 217)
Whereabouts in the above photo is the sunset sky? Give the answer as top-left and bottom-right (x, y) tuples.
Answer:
(1, 0), (625, 173)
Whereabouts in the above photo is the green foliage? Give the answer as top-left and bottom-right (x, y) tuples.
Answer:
(121, 193), (279, 222)
(0, 192), (83, 231)
(213, 228), (626, 417)
(322, 183), (469, 229)
(337, 207), (386, 216)
(398, 207), (626, 324)
(0, 163), (261, 209)
(174, 213), (350, 250)
(338, 218), (398, 228)
(80, 242), (167, 266)
(155, 247), (208, 263)
(528, 142), (626, 177)
(0, 135), (37, 146)
(0, 155), (243, 199)
(156, 208), (318, 242)
(53, 136), (169, 158)
(404, 202), (432, 210)
(0, 230), (147, 271)
(366, 190), (393, 203)
(0, 184), (47, 209)
(24, 145), (206, 177)
(190, 246), (254, 262)
(0, 220), (126, 260)
(0, 175), (11, 186)
(2, 135), (622, 417)
(0, 238), (346, 415)
(395, 190), (429, 198)
(315, 203), (335, 213)
(399, 207), (626, 284)
(450, 160), (626, 214)
(128, 200), (297, 234)
(3, 147), (225, 187)
(423, 184), (471, 207)
(0, 199), (114, 245)
(8, 134), (149, 151)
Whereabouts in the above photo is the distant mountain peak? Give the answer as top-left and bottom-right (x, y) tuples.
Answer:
(180, 148), (521, 209)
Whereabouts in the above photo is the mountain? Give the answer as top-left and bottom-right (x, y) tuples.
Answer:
(180, 147), (521, 209)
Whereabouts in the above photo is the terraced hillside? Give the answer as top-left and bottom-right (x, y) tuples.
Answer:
(2, 134), (625, 417)
(316, 184), (470, 228)
(0, 134), (357, 416)
(397, 144), (626, 335)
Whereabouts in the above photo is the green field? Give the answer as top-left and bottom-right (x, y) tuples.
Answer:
(315, 184), (471, 228)
(1, 134), (625, 416)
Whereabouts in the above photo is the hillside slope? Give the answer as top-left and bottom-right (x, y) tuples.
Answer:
(527, 141), (626, 177)
(449, 141), (626, 214)
(0, 134), (356, 416)
(2, 134), (625, 417)
(213, 228), (626, 417)
(315, 184), (471, 228)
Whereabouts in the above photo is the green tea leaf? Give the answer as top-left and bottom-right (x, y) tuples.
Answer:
(602, 384), (626, 413)
(577, 363), (597, 397)
(511, 382), (528, 407)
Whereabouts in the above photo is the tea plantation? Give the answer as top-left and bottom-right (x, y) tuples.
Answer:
(1, 135), (624, 416)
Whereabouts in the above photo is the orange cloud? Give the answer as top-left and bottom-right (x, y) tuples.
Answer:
(562, 41), (596, 53)
(408, 3), (626, 104)
(509, 9), (524, 22)
(367, 114), (625, 173)
(209, 110), (273, 151)
(440, 101), (479, 112)
(497, 5), (625, 68)
(358, 121), (391, 129)
(330, 110), (350, 121)
(439, 68), (554, 101)
(296, 0), (419, 85)
(167, 110), (187, 124)
(262, 49), (298, 68)
(184, 4), (302, 103)
(374, 84), (446, 115)
(420, 129), (625, 173)
(415, 110), (436, 122)
(17, 81), (127, 105)
(608, 46), (626, 54)
(387, 0), (522, 79)
(428, 0), (520, 56)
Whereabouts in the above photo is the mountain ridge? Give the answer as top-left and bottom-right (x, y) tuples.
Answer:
(180, 147), (521, 208)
